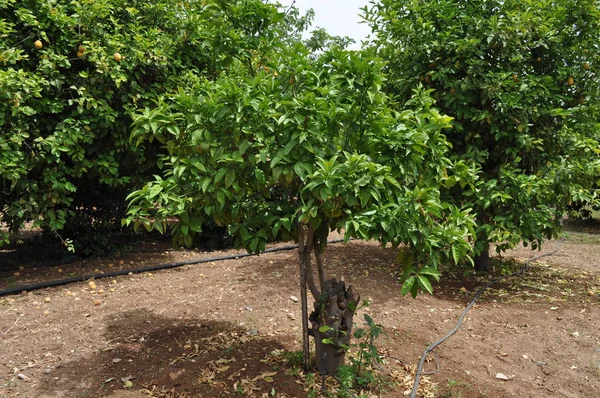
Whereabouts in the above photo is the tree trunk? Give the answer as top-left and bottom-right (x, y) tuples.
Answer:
(474, 209), (491, 273)
(297, 224), (312, 371)
(310, 278), (360, 375)
(474, 240), (490, 272)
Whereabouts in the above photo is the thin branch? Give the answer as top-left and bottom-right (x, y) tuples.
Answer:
(304, 226), (320, 299)
(284, 0), (297, 18)
(297, 223), (311, 371)
(314, 242), (326, 290)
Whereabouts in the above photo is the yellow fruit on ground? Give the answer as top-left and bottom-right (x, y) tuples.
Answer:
(34, 40), (43, 49)
(567, 76), (574, 85)
(113, 52), (122, 61)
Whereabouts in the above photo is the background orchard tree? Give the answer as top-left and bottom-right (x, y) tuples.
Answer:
(0, 0), (291, 254)
(366, 0), (600, 271)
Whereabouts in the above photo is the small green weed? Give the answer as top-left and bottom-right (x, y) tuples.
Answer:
(283, 349), (304, 368)
(443, 379), (464, 398)
(315, 311), (390, 397)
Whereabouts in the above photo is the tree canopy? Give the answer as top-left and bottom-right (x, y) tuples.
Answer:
(0, 0), (297, 253)
(366, 0), (600, 270)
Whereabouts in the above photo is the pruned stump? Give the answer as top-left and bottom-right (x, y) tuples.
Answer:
(310, 278), (360, 375)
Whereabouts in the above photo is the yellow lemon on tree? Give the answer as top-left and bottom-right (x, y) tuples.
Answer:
(113, 52), (123, 61)
(34, 40), (43, 49)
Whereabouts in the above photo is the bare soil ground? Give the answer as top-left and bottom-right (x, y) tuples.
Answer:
(1, 224), (599, 398)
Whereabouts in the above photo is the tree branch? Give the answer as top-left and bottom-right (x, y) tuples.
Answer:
(314, 242), (326, 290)
(304, 225), (321, 299)
(297, 223), (310, 371)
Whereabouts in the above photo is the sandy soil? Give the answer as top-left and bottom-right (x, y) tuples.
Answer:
(0, 231), (599, 398)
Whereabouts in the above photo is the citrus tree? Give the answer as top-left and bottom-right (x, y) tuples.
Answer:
(0, 0), (286, 253)
(125, 22), (476, 373)
(366, 0), (600, 271)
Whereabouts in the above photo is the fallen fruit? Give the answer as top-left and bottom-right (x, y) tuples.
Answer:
(88, 281), (97, 290)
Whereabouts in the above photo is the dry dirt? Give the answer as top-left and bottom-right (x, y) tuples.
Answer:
(0, 226), (599, 398)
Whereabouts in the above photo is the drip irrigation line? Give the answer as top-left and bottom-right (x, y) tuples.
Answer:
(0, 239), (347, 297)
(409, 240), (564, 398)
(1, 244), (231, 273)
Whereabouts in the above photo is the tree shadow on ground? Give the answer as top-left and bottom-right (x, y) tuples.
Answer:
(37, 309), (307, 398)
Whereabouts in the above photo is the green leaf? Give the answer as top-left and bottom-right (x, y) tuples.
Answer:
(214, 168), (227, 184)
(417, 275), (434, 295)
(319, 325), (333, 333)
(354, 328), (366, 339)
(401, 276), (416, 297)
(451, 244), (461, 265)
(225, 169), (235, 189)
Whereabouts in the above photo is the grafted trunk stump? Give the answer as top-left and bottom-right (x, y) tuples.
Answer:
(310, 278), (360, 375)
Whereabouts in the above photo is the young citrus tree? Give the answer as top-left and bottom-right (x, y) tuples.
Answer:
(366, 0), (600, 271)
(125, 27), (475, 373)
(0, 0), (284, 253)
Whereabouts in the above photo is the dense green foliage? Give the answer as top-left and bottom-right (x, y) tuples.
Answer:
(0, 0), (292, 253)
(367, 0), (600, 269)
(125, 42), (475, 296)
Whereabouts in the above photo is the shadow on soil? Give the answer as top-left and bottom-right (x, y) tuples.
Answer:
(37, 309), (304, 398)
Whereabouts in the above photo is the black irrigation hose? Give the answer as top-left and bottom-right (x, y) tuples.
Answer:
(0, 244), (229, 273)
(0, 239), (347, 297)
(409, 240), (564, 398)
